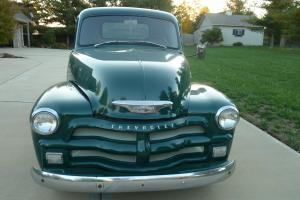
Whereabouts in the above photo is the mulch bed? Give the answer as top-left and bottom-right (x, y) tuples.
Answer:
(0, 53), (24, 58)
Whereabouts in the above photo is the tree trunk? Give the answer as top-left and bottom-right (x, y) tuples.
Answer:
(270, 33), (274, 48)
(280, 36), (286, 47)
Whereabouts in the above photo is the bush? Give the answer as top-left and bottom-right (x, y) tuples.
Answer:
(233, 42), (243, 46)
(42, 29), (56, 47)
(31, 26), (74, 48)
(201, 27), (223, 45)
(52, 42), (68, 49)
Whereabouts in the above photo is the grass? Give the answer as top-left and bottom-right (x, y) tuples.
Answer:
(184, 46), (300, 152)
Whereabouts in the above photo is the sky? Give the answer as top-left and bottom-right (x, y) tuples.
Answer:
(173, 0), (267, 17)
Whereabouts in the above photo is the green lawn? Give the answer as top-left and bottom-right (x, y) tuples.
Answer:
(184, 46), (300, 152)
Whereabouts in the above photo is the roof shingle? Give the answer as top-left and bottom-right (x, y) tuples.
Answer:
(15, 12), (32, 24)
(205, 13), (263, 28)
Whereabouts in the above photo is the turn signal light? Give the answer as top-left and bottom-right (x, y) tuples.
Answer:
(45, 152), (63, 164)
(213, 146), (227, 158)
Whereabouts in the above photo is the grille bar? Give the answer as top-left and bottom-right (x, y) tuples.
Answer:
(150, 146), (205, 162)
(149, 125), (205, 141)
(71, 150), (136, 163)
(73, 126), (204, 143)
(151, 135), (210, 153)
(73, 128), (136, 141)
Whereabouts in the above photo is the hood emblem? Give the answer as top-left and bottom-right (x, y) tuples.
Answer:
(112, 100), (173, 114)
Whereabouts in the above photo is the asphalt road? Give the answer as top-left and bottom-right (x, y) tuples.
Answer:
(0, 48), (299, 200)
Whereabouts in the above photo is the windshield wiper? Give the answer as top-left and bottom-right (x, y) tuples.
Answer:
(131, 41), (167, 49)
(94, 40), (167, 49)
(94, 41), (129, 48)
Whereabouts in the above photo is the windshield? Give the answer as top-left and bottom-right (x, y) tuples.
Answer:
(79, 16), (179, 49)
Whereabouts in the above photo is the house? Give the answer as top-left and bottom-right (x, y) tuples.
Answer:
(13, 12), (33, 48)
(193, 12), (264, 46)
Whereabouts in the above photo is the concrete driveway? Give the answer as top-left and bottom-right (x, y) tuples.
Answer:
(0, 48), (299, 200)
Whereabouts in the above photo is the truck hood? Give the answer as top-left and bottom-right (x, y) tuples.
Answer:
(68, 46), (191, 119)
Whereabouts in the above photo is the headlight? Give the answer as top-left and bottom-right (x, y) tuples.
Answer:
(31, 108), (59, 135)
(216, 106), (239, 130)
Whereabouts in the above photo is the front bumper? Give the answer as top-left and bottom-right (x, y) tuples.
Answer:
(31, 160), (235, 193)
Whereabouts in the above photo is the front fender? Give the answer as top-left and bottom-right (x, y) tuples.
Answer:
(188, 83), (235, 115)
(32, 81), (92, 117)
(30, 82), (93, 166)
(187, 83), (237, 134)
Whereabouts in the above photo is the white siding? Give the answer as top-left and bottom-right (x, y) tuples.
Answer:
(219, 26), (264, 46)
(13, 24), (24, 48)
(193, 17), (213, 44)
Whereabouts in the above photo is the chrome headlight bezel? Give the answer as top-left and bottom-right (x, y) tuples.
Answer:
(31, 108), (59, 135)
(215, 106), (240, 130)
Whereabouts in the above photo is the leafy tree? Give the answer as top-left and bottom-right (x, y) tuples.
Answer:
(226, 0), (253, 15)
(22, 0), (44, 25)
(192, 6), (209, 32)
(173, 1), (194, 33)
(23, 0), (173, 27)
(288, 4), (300, 43)
(201, 27), (223, 45)
(121, 0), (173, 12)
(255, 0), (296, 47)
(42, 29), (56, 47)
(0, 0), (17, 45)
(23, 0), (89, 46)
(43, 0), (89, 27)
(90, 0), (120, 6)
(22, 0), (174, 46)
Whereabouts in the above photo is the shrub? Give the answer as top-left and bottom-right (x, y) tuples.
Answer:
(42, 29), (56, 47)
(31, 26), (74, 48)
(233, 42), (243, 46)
(201, 27), (223, 45)
(52, 42), (68, 49)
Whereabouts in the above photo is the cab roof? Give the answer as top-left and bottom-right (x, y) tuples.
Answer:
(78, 7), (178, 24)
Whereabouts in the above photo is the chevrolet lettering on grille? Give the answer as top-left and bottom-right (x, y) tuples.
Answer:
(111, 123), (175, 131)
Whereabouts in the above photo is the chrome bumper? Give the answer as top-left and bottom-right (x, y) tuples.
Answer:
(31, 160), (235, 193)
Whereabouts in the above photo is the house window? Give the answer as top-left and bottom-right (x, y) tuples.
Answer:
(233, 29), (245, 37)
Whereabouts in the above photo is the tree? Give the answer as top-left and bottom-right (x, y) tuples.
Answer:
(226, 0), (253, 15)
(22, 0), (44, 25)
(42, 29), (56, 47)
(173, 1), (195, 33)
(22, 0), (174, 46)
(0, 0), (17, 45)
(192, 6), (209, 32)
(201, 27), (223, 45)
(256, 0), (296, 47)
(90, 0), (120, 6)
(288, 4), (300, 43)
(23, 0), (89, 47)
(121, 0), (173, 12)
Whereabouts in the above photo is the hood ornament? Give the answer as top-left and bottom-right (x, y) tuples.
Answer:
(112, 100), (173, 114)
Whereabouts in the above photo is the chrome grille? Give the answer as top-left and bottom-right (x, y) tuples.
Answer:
(73, 128), (136, 141)
(150, 146), (205, 162)
(149, 125), (204, 141)
(69, 124), (207, 171)
(71, 150), (136, 163)
(73, 125), (204, 142)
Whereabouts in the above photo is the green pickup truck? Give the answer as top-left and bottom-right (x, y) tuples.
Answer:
(30, 7), (239, 193)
